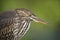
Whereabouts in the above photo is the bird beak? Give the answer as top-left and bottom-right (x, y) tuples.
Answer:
(30, 15), (48, 24)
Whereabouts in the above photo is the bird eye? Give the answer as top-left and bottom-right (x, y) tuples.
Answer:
(29, 15), (31, 16)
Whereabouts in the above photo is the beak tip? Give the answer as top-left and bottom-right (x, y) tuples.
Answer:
(41, 22), (48, 25)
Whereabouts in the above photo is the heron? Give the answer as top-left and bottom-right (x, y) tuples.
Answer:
(0, 8), (47, 40)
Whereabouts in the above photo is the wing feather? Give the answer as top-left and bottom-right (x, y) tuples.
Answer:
(0, 11), (16, 40)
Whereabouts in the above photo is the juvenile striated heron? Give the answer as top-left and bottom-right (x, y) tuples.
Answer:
(0, 8), (47, 40)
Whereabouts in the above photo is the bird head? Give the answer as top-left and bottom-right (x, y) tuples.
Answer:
(15, 8), (48, 24)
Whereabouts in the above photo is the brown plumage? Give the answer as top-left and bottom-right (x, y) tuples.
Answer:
(0, 8), (47, 40)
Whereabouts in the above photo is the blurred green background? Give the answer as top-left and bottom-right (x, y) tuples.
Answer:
(0, 0), (60, 40)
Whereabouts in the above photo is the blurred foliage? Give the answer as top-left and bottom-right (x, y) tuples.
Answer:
(0, 0), (60, 40)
